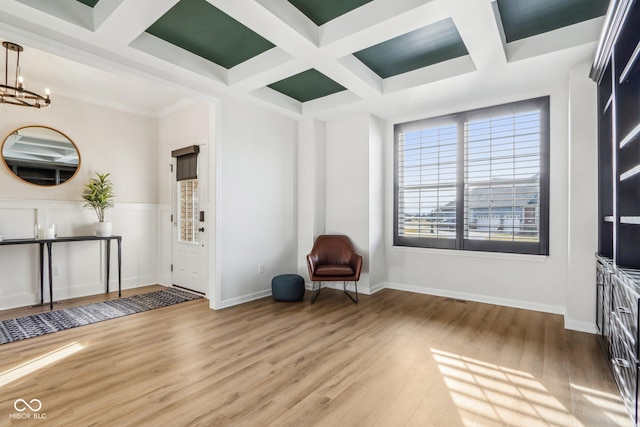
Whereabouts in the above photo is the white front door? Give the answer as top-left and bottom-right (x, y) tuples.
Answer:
(172, 144), (208, 295)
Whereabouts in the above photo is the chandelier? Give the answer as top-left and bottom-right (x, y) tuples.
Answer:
(1, 41), (50, 108)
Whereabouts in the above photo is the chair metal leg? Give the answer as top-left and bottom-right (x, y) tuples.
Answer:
(311, 281), (322, 304)
(344, 281), (358, 304)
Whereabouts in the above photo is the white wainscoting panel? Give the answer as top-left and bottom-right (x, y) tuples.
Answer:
(0, 200), (160, 310)
(157, 204), (172, 286)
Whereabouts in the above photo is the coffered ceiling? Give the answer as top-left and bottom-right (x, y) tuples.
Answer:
(0, 0), (608, 119)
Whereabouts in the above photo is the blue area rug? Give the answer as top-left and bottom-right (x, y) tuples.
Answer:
(0, 287), (202, 345)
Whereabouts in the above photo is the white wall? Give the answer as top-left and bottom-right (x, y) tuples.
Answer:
(325, 115), (372, 291)
(383, 84), (571, 316)
(0, 93), (299, 312)
(0, 95), (160, 309)
(566, 61), (599, 331)
(314, 60), (600, 331)
(369, 116), (385, 290)
(0, 95), (159, 203)
(375, 71), (599, 331)
(217, 96), (298, 307)
(321, 113), (387, 293)
(325, 116), (370, 242)
(297, 118), (326, 278)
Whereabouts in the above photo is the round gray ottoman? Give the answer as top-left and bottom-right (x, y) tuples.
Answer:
(271, 274), (305, 301)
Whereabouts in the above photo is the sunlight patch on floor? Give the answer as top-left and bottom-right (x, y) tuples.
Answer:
(0, 342), (84, 387)
(432, 348), (575, 426)
(571, 383), (629, 424)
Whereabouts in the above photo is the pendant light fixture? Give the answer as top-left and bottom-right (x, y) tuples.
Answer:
(1, 41), (51, 108)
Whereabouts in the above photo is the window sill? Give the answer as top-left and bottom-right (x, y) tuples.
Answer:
(392, 245), (548, 262)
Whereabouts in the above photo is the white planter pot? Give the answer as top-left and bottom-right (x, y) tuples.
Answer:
(95, 221), (112, 237)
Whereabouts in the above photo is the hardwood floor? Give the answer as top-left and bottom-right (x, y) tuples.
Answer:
(0, 286), (631, 426)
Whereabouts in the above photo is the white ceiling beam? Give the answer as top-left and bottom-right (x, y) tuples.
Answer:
(449, 0), (506, 71)
(205, 0), (317, 57)
(250, 87), (303, 116)
(130, 32), (228, 84)
(93, 0), (179, 47)
(312, 60), (382, 99)
(337, 55), (383, 94)
(383, 55), (477, 94)
(229, 54), (304, 92)
(254, 0), (319, 47)
(13, 0), (93, 30)
(93, 0), (125, 30)
(302, 90), (362, 116)
(320, 0), (438, 49)
(0, 0), (94, 41)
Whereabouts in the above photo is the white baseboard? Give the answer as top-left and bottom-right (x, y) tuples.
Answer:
(305, 281), (373, 295)
(564, 319), (596, 333)
(0, 278), (156, 311)
(108, 275), (156, 290)
(156, 274), (172, 287)
(0, 293), (40, 310)
(209, 280), (590, 334)
(385, 282), (565, 315)
(53, 276), (154, 301)
(369, 281), (386, 294)
(218, 289), (272, 309)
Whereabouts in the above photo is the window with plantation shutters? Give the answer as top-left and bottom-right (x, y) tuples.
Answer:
(395, 122), (459, 249)
(394, 97), (549, 255)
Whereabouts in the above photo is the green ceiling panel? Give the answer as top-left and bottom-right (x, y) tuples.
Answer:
(268, 69), (346, 103)
(288, 0), (374, 26)
(497, 0), (609, 43)
(75, 0), (99, 7)
(353, 19), (469, 79)
(146, 0), (275, 69)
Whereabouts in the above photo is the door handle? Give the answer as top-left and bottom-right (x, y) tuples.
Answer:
(198, 227), (205, 232)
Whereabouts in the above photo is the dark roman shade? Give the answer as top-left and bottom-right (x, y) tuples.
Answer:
(171, 145), (199, 181)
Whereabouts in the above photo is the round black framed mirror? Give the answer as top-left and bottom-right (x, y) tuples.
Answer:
(2, 125), (80, 186)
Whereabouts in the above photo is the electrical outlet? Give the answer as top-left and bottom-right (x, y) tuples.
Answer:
(53, 266), (60, 276)
(258, 264), (265, 274)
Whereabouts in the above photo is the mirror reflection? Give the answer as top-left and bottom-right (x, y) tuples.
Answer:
(2, 126), (80, 186)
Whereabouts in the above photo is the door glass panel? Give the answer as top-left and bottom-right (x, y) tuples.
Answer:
(178, 178), (199, 243)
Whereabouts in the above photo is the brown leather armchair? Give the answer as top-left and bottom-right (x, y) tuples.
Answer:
(306, 234), (363, 304)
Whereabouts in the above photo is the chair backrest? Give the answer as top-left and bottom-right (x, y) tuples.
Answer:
(310, 235), (356, 265)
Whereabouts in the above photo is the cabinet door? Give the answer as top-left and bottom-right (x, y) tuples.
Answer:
(597, 264), (605, 334)
(598, 259), (613, 353)
(597, 260), (609, 334)
(612, 274), (640, 360)
(610, 318), (639, 424)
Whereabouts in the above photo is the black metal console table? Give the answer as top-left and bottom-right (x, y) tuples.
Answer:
(0, 235), (122, 309)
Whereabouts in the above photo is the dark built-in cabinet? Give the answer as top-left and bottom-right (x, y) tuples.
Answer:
(597, 255), (640, 423)
(592, 0), (640, 424)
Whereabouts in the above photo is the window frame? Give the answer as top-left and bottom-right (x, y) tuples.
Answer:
(393, 96), (550, 256)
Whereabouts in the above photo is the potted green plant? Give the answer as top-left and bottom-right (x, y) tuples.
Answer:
(82, 172), (115, 237)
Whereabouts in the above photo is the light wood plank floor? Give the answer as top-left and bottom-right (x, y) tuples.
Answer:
(0, 286), (631, 426)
